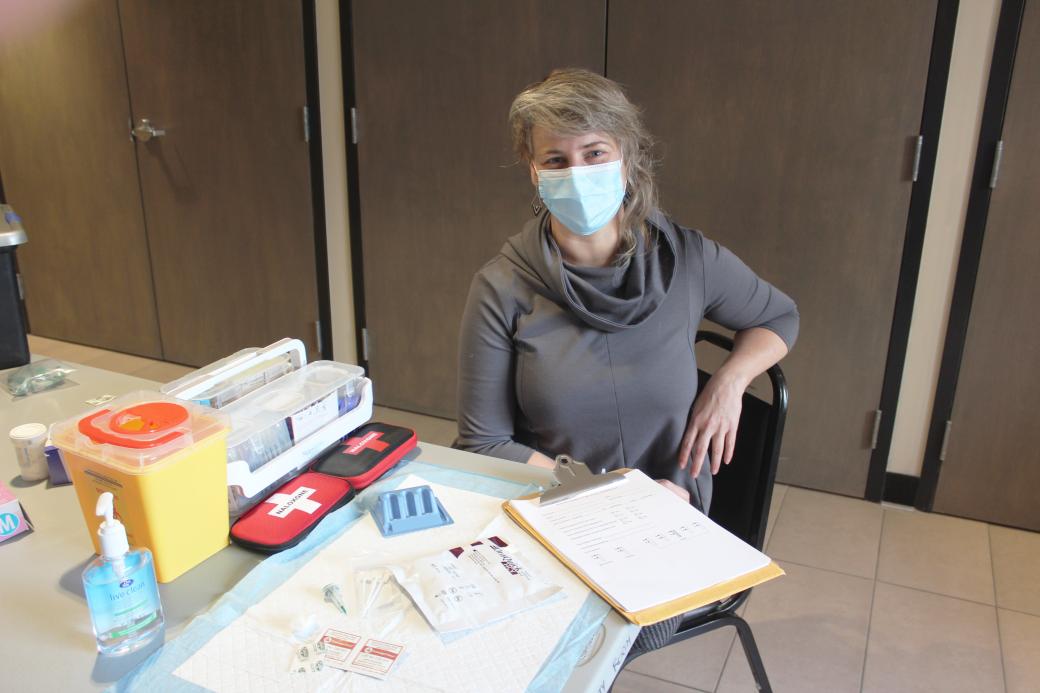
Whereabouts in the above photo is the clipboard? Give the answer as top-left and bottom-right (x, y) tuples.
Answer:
(502, 456), (784, 626)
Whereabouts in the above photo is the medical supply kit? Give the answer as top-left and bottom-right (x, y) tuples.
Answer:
(310, 421), (417, 488)
(229, 471), (356, 552)
(220, 359), (369, 518)
(227, 420), (419, 552)
(162, 339), (373, 519)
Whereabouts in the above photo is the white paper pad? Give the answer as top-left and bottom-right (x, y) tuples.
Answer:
(508, 470), (771, 613)
(173, 476), (590, 692)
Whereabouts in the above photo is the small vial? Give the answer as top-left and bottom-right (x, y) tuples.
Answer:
(9, 423), (49, 482)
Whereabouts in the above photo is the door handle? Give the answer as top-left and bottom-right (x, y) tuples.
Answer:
(132, 118), (166, 142)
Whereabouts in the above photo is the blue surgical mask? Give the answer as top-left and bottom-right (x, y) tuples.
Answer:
(536, 159), (625, 236)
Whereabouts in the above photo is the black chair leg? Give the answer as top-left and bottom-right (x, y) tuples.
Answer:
(732, 615), (772, 693)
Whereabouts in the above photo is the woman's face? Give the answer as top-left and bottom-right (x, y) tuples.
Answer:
(528, 126), (624, 186)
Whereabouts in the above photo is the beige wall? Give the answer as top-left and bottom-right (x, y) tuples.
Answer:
(316, 0), (357, 364)
(887, 0), (1001, 476)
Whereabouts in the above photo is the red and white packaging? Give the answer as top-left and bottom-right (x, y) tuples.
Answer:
(230, 471), (354, 552)
(344, 637), (405, 679)
(310, 422), (416, 489)
(320, 628), (363, 671)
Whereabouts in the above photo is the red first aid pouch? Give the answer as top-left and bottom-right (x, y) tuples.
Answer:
(230, 471), (355, 553)
(310, 422), (417, 490)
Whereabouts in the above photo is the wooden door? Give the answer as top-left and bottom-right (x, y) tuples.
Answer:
(118, 0), (319, 366)
(351, 0), (606, 416)
(0, 0), (162, 357)
(933, 1), (1040, 530)
(608, 0), (936, 496)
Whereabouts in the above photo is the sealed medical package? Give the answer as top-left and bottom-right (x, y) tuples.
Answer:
(387, 535), (562, 633)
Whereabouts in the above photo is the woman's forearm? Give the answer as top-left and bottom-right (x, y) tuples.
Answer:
(712, 327), (789, 391)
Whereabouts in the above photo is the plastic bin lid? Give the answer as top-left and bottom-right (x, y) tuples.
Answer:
(223, 361), (364, 448)
(50, 391), (229, 471)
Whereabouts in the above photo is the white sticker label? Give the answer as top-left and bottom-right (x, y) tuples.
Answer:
(288, 391), (338, 441)
(345, 638), (404, 679)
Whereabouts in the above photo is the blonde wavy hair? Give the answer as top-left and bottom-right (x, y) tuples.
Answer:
(508, 68), (658, 261)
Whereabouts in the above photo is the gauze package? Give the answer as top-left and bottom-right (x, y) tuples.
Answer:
(387, 535), (562, 633)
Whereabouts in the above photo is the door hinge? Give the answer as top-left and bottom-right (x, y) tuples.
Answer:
(314, 320), (322, 357)
(350, 107), (359, 144)
(870, 409), (883, 450)
(989, 140), (1004, 189)
(361, 327), (370, 361)
(938, 420), (953, 461)
(911, 135), (924, 182)
(302, 106), (310, 143)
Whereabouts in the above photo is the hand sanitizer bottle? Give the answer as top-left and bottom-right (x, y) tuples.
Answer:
(82, 492), (164, 655)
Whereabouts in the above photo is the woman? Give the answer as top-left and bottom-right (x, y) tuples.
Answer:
(455, 68), (798, 514)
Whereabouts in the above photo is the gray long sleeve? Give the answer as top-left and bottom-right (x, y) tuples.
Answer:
(455, 268), (539, 462)
(700, 236), (800, 349)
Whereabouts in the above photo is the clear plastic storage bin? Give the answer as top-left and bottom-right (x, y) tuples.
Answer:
(222, 361), (371, 517)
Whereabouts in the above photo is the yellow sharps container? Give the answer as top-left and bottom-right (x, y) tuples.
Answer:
(52, 391), (230, 583)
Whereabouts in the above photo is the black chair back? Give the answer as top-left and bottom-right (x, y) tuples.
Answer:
(696, 331), (788, 552)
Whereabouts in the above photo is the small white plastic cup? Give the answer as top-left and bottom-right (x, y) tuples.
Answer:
(10, 423), (50, 482)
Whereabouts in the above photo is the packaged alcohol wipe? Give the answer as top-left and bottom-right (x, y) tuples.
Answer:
(387, 535), (562, 633)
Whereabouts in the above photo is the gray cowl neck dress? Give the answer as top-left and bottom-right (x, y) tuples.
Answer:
(454, 210), (799, 512)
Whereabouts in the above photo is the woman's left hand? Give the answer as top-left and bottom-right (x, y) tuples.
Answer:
(656, 479), (690, 503)
(678, 373), (744, 478)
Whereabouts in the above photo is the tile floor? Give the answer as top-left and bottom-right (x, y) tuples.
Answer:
(22, 335), (1040, 692)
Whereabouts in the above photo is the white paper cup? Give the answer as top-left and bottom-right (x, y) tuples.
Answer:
(10, 423), (50, 482)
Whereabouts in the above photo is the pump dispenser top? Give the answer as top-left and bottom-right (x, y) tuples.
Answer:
(95, 492), (129, 559)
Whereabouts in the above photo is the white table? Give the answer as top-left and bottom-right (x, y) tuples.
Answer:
(0, 360), (637, 692)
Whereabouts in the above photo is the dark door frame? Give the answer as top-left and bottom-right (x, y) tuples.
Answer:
(916, 0), (1027, 511)
(302, 0), (334, 359)
(864, 0), (961, 503)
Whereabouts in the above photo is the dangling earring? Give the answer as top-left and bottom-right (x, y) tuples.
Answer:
(530, 193), (544, 216)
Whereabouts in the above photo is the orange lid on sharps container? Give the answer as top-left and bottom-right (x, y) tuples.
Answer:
(51, 391), (229, 473)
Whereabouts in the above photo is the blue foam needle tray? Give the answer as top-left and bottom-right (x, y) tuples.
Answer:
(371, 484), (453, 537)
